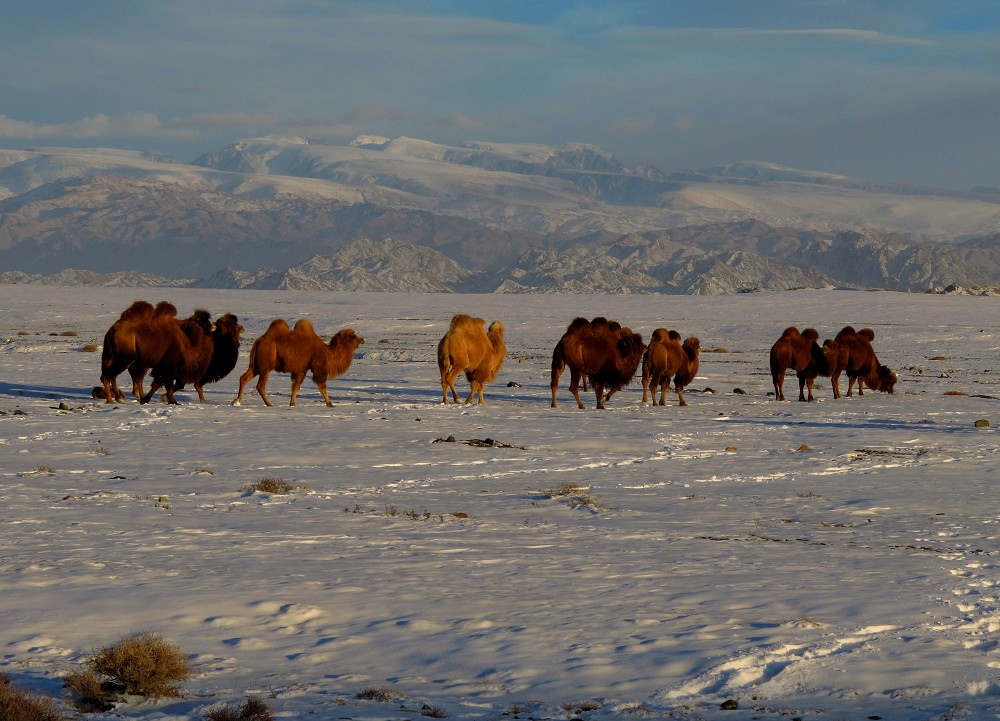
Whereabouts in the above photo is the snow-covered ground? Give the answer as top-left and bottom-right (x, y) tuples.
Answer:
(1, 286), (998, 721)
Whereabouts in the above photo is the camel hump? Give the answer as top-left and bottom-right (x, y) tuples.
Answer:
(650, 328), (670, 343)
(120, 300), (155, 319)
(487, 320), (504, 335)
(154, 301), (178, 318)
(801, 328), (819, 342)
(779, 326), (800, 339)
(192, 309), (212, 323)
(264, 318), (290, 333)
(668, 329), (683, 343)
(292, 318), (318, 336)
(566, 317), (591, 333)
(858, 327), (875, 341)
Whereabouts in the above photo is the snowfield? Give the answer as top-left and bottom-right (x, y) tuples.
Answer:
(1, 286), (998, 721)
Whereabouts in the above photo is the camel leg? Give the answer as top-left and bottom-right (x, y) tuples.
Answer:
(641, 373), (650, 403)
(773, 370), (785, 401)
(830, 372), (842, 399)
(163, 380), (179, 405)
(439, 368), (451, 404)
(676, 384), (687, 407)
(316, 380), (333, 407)
(255, 371), (273, 407)
(550, 363), (563, 408)
(234, 368), (256, 406)
(446, 369), (463, 404)
(141, 380), (161, 404)
(804, 375), (816, 402)
(195, 384), (206, 403)
(101, 377), (116, 403)
(569, 369), (586, 409)
(846, 376), (856, 397)
(129, 366), (147, 401)
(288, 372), (306, 407)
(594, 381), (607, 410)
(658, 380), (668, 405)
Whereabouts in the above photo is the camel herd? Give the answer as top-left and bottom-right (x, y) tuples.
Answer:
(95, 301), (896, 409)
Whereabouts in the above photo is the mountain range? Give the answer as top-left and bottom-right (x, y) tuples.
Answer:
(1, 135), (998, 293)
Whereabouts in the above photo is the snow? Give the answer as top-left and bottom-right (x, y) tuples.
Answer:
(1, 285), (998, 721)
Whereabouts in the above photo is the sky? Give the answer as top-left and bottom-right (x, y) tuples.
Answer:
(1, 1), (999, 190)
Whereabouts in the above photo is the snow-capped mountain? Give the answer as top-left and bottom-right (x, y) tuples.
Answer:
(0, 135), (998, 293)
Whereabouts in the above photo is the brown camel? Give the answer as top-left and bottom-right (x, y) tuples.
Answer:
(827, 326), (897, 397)
(769, 326), (836, 401)
(233, 319), (365, 407)
(550, 316), (646, 409)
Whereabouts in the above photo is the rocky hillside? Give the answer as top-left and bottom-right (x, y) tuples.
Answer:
(1, 136), (999, 293)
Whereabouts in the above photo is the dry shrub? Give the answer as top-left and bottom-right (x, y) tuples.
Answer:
(356, 686), (404, 702)
(204, 696), (274, 721)
(241, 477), (309, 495)
(545, 481), (604, 510)
(63, 669), (115, 712)
(59, 330), (78, 337)
(943, 390), (968, 396)
(0, 673), (65, 721)
(81, 344), (100, 353)
(86, 632), (190, 698)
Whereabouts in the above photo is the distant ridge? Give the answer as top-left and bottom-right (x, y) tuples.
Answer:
(1, 135), (999, 293)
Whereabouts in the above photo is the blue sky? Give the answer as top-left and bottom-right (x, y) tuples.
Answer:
(2, 1), (998, 190)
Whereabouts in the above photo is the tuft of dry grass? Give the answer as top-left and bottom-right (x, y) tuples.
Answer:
(204, 696), (275, 721)
(85, 632), (190, 698)
(59, 330), (78, 337)
(943, 390), (968, 396)
(81, 344), (100, 353)
(0, 674), (65, 721)
(545, 481), (604, 510)
(241, 477), (309, 495)
(356, 685), (404, 702)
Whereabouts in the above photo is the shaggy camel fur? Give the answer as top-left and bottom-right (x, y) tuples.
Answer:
(141, 309), (216, 404)
(175, 313), (244, 402)
(769, 326), (836, 401)
(100, 301), (214, 404)
(437, 314), (507, 404)
(641, 329), (701, 406)
(100, 300), (157, 402)
(550, 316), (646, 409)
(826, 326), (897, 397)
(233, 319), (365, 407)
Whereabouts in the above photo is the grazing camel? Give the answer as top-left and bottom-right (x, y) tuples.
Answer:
(827, 326), (897, 397)
(233, 319), (365, 407)
(769, 326), (836, 401)
(437, 314), (507, 404)
(550, 316), (646, 409)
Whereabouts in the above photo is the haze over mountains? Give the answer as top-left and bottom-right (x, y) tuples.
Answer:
(1, 135), (998, 293)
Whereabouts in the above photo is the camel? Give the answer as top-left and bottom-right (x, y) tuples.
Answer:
(233, 319), (365, 407)
(550, 316), (646, 409)
(437, 314), (507, 404)
(827, 326), (897, 397)
(769, 326), (836, 401)
(140, 309), (216, 404)
(642, 329), (701, 406)
(99, 301), (215, 404)
(182, 313), (244, 402)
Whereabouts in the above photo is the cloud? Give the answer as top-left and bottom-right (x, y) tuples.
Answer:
(0, 112), (180, 140)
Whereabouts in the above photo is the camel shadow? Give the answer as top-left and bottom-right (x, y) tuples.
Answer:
(0, 381), (95, 401)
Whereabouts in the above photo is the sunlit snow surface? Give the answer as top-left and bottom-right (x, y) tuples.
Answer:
(1, 286), (998, 720)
